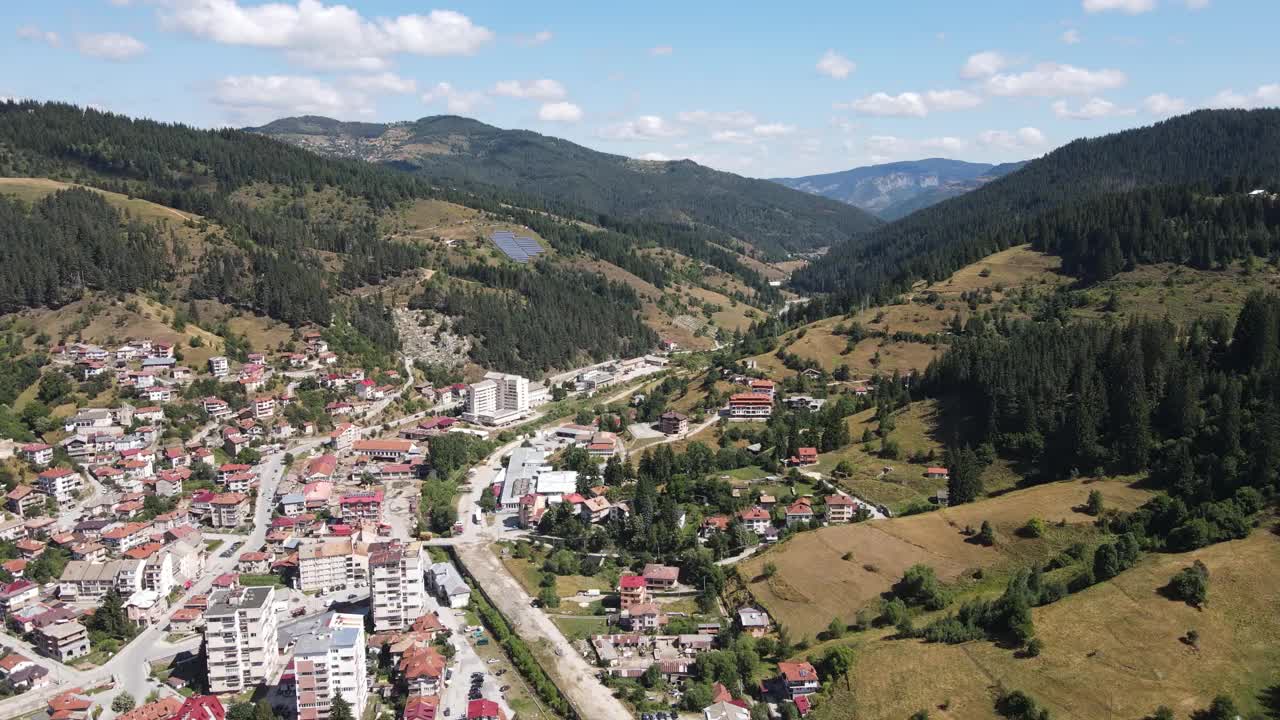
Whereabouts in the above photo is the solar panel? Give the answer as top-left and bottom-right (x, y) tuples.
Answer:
(491, 231), (541, 263)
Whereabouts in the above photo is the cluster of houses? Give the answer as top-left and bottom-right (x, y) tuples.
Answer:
(25, 689), (227, 720)
(493, 446), (631, 529)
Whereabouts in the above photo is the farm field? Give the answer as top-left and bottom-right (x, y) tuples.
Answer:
(808, 529), (1280, 720)
(738, 478), (1151, 639)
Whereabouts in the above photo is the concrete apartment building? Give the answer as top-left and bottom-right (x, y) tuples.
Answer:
(297, 539), (367, 593)
(204, 587), (280, 695)
(463, 373), (530, 425)
(369, 541), (428, 632)
(293, 613), (368, 720)
(36, 468), (82, 504)
(35, 620), (90, 662)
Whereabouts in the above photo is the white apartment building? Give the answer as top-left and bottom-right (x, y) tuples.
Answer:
(293, 613), (368, 720)
(297, 539), (367, 593)
(143, 552), (176, 597)
(37, 468), (82, 504)
(463, 372), (530, 425)
(369, 541), (428, 632)
(209, 356), (229, 377)
(204, 586), (280, 695)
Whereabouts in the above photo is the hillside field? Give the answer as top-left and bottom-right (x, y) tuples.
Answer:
(738, 479), (1152, 640)
(807, 529), (1280, 720)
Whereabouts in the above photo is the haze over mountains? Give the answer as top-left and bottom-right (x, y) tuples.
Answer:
(250, 115), (881, 258)
(772, 158), (1026, 221)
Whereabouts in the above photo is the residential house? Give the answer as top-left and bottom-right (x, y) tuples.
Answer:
(776, 661), (821, 698)
(209, 493), (250, 528)
(658, 412), (688, 436)
(37, 468), (82, 504)
(466, 699), (506, 720)
(727, 393), (772, 419)
(618, 575), (648, 610)
(641, 564), (679, 591)
(338, 490), (384, 523)
(7, 486), (45, 518)
(35, 621), (90, 662)
(425, 562), (470, 608)
(20, 443), (53, 466)
(824, 495), (857, 523)
(925, 466), (950, 480)
(785, 499), (815, 528)
(622, 602), (667, 631)
(737, 507), (771, 535)
(737, 607), (770, 638)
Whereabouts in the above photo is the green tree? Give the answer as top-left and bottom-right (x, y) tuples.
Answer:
(826, 616), (845, 640)
(111, 693), (136, 713)
(1085, 490), (1104, 516)
(977, 520), (996, 546)
(329, 694), (354, 720)
(820, 645), (854, 690)
(945, 445), (983, 505)
(1167, 560), (1209, 607)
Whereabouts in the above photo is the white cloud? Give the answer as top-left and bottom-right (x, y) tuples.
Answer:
(925, 89), (983, 110)
(1082, 0), (1157, 13)
(1185, 0), (1209, 8)
(16, 25), (61, 47)
(960, 51), (1010, 79)
(599, 115), (682, 141)
(1062, 29), (1081, 45)
(421, 82), (486, 113)
(920, 136), (968, 154)
(348, 72), (416, 94)
(752, 123), (795, 137)
(711, 130), (755, 144)
(1143, 92), (1188, 116)
(637, 152), (671, 162)
(515, 30), (553, 47)
(849, 92), (928, 117)
(1051, 97), (1136, 119)
(76, 32), (147, 60)
(538, 101), (582, 123)
(978, 127), (1047, 151)
(649, 45), (673, 56)
(1207, 84), (1280, 109)
(213, 74), (369, 118)
(984, 62), (1126, 96)
(492, 79), (567, 101)
(159, 0), (492, 70)
(677, 110), (757, 127)
(844, 89), (980, 117)
(815, 50), (855, 79)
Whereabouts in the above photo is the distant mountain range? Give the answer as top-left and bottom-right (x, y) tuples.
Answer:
(772, 158), (1026, 221)
(249, 115), (881, 258)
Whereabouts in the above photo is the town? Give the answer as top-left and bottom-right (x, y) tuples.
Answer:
(0, 324), (899, 720)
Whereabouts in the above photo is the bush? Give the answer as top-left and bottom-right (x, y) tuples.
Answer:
(894, 564), (949, 610)
(995, 689), (1050, 720)
(977, 520), (996, 546)
(1020, 517), (1046, 539)
(1166, 560), (1209, 607)
(1085, 489), (1104, 516)
(1024, 637), (1044, 657)
(111, 694), (136, 713)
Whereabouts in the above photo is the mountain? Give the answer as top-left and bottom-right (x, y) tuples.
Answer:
(0, 101), (789, 375)
(772, 158), (1026, 221)
(790, 109), (1280, 311)
(249, 115), (881, 258)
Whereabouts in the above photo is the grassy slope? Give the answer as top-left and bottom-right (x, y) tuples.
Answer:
(808, 529), (1280, 720)
(738, 479), (1151, 639)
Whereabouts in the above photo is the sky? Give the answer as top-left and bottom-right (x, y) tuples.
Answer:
(3, 0), (1278, 178)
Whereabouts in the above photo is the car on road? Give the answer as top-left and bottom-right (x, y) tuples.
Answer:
(486, 659), (499, 665)
(499, 685), (510, 692)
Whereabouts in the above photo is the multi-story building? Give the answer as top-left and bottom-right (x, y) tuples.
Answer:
(34, 621), (90, 662)
(463, 373), (530, 425)
(658, 412), (688, 436)
(252, 397), (275, 419)
(58, 560), (139, 602)
(209, 493), (249, 528)
(338, 490), (384, 523)
(20, 443), (53, 467)
(618, 575), (648, 610)
(297, 539), (367, 593)
(100, 522), (152, 554)
(293, 613), (368, 720)
(143, 552), (176, 597)
(36, 468), (82, 504)
(6, 486), (45, 518)
(425, 562), (470, 608)
(350, 440), (419, 462)
(776, 661), (821, 698)
(737, 506), (771, 535)
(727, 393), (773, 419)
(824, 495), (857, 523)
(204, 587), (280, 695)
(369, 541), (427, 632)
(208, 356), (229, 377)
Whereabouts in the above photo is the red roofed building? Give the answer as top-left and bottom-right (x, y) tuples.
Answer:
(748, 379), (776, 398)
(209, 493), (249, 528)
(117, 697), (184, 720)
(641, 563), (679, 590)
(777, 661), (820, 698)
(824, 495), (857, 523)
(466, 699), (506, 720)
(338, 489), (384, 522)
(925, 467), (950, 480)
(728, 393), (772, 419)
(403, 696), (438, 720)
(785, 499), (815, 528)
(6, 485), (44, 518)
(790, 447), (818, 466)
(20, 443), (53, 466)
(737, 506), (771, 534)
(169, 695), (226, 720)
(618, 574), (648, 609)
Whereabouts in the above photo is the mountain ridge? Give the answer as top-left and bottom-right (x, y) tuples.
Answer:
(249, 114), (882, 258)
(772, 157), (1026, 221)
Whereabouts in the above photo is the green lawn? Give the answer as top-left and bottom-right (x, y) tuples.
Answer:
(238, 573), (285, 588)
(551, 615), (609, 641)
(205, 539), (224, 552)
(720, 466), (770, 482)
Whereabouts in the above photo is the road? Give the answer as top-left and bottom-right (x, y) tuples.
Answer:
(448, 439), (633, 720)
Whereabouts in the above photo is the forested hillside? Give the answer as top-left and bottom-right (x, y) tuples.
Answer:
(790, 110), (1280, 317)
(0, 101), (725, 374)
(250, 115), (882, 258)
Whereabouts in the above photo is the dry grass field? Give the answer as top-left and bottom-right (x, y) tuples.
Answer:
(808, 529), (1280, 720)
(738, 479), (1151, 639)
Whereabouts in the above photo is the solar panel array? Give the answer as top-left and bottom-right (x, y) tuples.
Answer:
(491, 230), (545, 263)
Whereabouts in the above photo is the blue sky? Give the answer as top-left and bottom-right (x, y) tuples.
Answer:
(3, 0), (1277, 177)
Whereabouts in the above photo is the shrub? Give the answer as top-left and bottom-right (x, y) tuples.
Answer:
(1020, 517), (1046, 538)
(1166, 560), (1209, 607)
